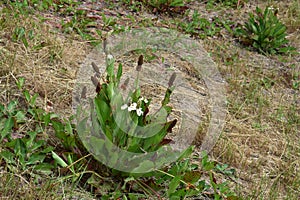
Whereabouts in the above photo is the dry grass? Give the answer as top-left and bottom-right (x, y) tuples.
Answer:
(197, 1), (300, 198)
(0, 6), (89, 116)
(0, 0), (299, 199)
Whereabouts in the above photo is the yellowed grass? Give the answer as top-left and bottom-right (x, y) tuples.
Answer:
(0, 8), (90, 116)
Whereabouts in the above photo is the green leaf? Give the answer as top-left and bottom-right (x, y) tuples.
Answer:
(15, 110), (26, 123)
(30, 93), (39, 106)
(52, 151), (68, 167)
(94, 95), (110, 125)
(40, 146), (54, 154)
(43, 113), (51, 126)
(201, 152), (215, 171)
(170, 0), (184, 7)
(116, 63), (123, 83)
(168, 176), (181, 197)
(30, 140), (45, 152)
(7, 100), (17, 113)
(273, 25), (287, 37)
(26, 153), (46, 165)
(107, 83), (115, 100)
(23, 90), (31, 103)
(16, 77), (25, 90)
(132, 160), (155, 173)
(26, 131), (38, 147)
(65, 120), (73, 136)
(89, 136), (106, 156)
(1, 117), (14, 141)
(177, 146), (194, 161)
(34, 163), (54, 174)
(106, 62), (114, 80)
(14, 139), (27, 157)
(0, 151), (15, 164)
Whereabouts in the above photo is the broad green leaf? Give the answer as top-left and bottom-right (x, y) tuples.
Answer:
(131, 160), (154, 173)
(94, 96), (110, 125)
(89, 136), (106, 156)
(26, 153), (46, 165)
(14, 138), (27, 157)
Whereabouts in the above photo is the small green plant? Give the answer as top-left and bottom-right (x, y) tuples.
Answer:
(138, 0), (186, 13)
(236, 6), (296, 55)
(12, 26), (34, 48)
(61, 9), (96, 39)
(77, 55), (182, 174)
(0, 78), (55, 172)
(206, 0), (246, 8)
(179, 10), (223, 39)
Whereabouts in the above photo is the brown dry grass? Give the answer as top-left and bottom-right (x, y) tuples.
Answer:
(198, 1), (300, 199)
(0, 6), (90, 116)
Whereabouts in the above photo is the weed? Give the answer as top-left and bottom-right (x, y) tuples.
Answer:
(61, 10), (96, 39)
(206, 0), (247, 8)
(179, 10), (227, 39)
(126, 0), (187, 13)
(235, 6), (296, 55)
(0, 78), (55, 172)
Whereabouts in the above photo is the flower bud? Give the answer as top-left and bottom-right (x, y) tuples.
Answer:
(168, 72), (176, 87)
(136, 55), (143, 71)
(91, 62), (100, 74)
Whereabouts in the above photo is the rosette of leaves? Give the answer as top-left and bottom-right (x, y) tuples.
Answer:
(77, 55), (184, 174)
(236, 6), (295, 54)
(94, 56), (176, 152)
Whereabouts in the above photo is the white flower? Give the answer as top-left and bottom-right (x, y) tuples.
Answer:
(139, 97), (148, 104)
(128, 102), (137, 111)
(107, 54), (113, 60)
(136, 108), (143, 116)
(121, 104), (128, 110)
